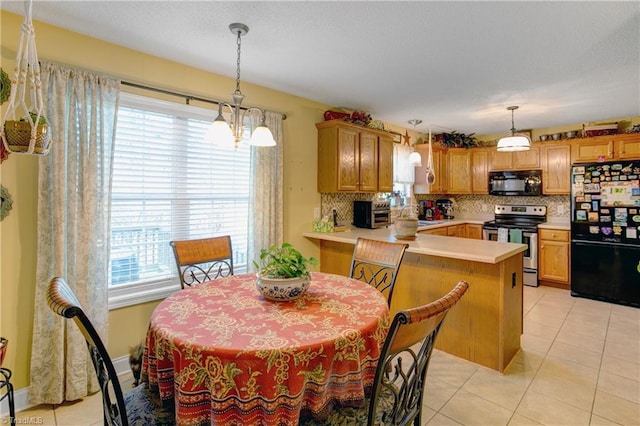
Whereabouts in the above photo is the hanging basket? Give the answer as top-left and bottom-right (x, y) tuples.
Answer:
(0, 0), (49, 156)
(2, 120), (51, 154)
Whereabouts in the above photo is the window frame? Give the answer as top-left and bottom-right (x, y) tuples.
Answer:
(107, 92), (251, 309)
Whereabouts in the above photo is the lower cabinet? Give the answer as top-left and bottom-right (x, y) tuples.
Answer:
(420, 227), (448, 236)
(419, 223), (483, 239)
(465, 224), (483, 240)
(538, 229), (570, 287)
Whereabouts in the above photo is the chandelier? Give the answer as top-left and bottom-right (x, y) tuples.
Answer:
(496, 106), (530, 152)
(207, 23), (275, 148)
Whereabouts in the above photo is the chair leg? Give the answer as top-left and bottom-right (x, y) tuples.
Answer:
(6, 381), (15, 422)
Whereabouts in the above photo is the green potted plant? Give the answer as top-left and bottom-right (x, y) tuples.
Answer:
(253, 243), (319, 301)
(3, 111), (50, 154)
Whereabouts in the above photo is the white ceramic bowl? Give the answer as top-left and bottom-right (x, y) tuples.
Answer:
(256, 273), (310, 301)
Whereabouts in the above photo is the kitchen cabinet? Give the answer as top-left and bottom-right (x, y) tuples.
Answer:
(447, 224), (466, 237)
(447, 149), (472, 193)
(413, 144), (448, 194)
(540, 142), (571, 194)
(471, 148), (489, 194)
(490, 145), (540, 171)
(571, 133), (640, 163)
(378, 134), (394, 192)
(538, 229), (570, 287)
(465, 224), (483, 240)
(316, 120), (393, 193)
(419, 227), (448, 236)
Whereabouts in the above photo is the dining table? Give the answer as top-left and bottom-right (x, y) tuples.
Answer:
(142, 271), (390, 426)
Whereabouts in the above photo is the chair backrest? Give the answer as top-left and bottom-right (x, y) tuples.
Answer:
(46, 277), (129, 426)
(349, 237), (409, 305)
(368, 280), (469, 426)
(170, 235), (234, 288)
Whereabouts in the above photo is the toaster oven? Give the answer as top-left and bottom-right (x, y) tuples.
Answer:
(353, 200), (391, 229)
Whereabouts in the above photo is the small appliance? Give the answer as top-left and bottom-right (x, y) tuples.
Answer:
(488, 170), (542, 196)
(419, 200), (436, 221)
(353, 200), (390, 229)
(436, 199), (454, 219)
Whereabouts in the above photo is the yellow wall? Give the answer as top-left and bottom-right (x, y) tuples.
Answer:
(0, 11), (330, 390)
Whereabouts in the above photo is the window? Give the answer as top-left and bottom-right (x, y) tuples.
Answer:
(108, 92), (251, 308)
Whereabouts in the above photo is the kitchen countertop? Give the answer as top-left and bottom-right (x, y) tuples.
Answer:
(303, 222), (526, 265)
(538, 218), (570, 230)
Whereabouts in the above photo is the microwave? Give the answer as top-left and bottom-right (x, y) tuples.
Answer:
(488, 170), (542, 196)
(353, 200), (391, 229)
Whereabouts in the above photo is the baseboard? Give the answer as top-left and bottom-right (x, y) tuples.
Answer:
(0, 354), (133, 416)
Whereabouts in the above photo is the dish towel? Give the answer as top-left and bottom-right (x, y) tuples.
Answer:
(498, 228), (509, 242)
(510, 229), (523, 244)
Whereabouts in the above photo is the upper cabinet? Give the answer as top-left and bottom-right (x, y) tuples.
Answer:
(316, 120), (393, 193)
(447, 149), (472, 194)
(413, 144), (448, 194)
(378, 134), (394, 192)
(471, 148), (489, 194)
(571, 133), (640, 163)
(540, 142), (571, 194)
(490, 146), (541, 171)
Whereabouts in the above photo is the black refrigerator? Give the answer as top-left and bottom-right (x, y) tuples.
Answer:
(571, 160), (640, 307)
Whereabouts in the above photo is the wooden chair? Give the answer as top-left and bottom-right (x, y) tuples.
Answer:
(46, 277), (174, 426)
(301, 280), (469, 426)
(349, 237), (409, 305)
(170, 235), (234, 289)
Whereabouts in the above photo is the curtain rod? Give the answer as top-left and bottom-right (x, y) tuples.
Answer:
(121, 81), (287, 120)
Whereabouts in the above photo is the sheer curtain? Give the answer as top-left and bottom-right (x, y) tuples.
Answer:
(247, 111), (284, 267)
(29, 62), (119, 404)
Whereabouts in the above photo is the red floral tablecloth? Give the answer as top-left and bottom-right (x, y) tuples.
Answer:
(142, 272), (390, 426)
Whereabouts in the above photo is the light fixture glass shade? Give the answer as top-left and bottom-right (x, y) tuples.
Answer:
(249, 124), (276, 146)
(497, 135), (531, 152)
(206, 117), (235, 147)
(409, 150), (422, 166)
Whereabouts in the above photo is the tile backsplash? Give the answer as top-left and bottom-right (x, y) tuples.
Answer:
(321, 193), (570, 224)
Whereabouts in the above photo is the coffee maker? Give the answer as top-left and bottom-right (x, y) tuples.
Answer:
(436, 199), (454, 219)
(419, 200), (438, 221)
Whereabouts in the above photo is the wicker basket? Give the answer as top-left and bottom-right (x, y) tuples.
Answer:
(2, 120), (51, 154)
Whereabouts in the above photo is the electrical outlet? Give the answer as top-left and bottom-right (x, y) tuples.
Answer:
(482, 204), (488, 212)
(558, 205), (565, 215)
(313, 207), (321, 219)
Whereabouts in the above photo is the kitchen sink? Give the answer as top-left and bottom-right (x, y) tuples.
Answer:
(418, 220), (444, 226)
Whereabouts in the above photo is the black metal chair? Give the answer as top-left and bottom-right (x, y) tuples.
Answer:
(46, 277), (174, 426)
(301, 280), (469, 426)
(0, 337), (15, 424)
(170, 235), (234, 289)
(349, 237), (409, 305)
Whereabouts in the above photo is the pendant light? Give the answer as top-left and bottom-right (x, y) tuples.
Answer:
(206, 23), (276, 149)
(497, 106), (530, 152)
(408, 119), (422, 167)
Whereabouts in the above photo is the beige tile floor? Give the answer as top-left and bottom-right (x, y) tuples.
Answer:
(3, 285), (639, 425)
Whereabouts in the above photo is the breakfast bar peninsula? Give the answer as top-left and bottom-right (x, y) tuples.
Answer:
(303, 227), (527, 372)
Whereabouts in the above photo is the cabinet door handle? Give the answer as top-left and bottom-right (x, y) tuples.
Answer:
(608, 141), (613, 157)
(541, 244), (544, 249)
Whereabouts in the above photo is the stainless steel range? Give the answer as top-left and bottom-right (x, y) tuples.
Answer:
(483, 205), (547, 287)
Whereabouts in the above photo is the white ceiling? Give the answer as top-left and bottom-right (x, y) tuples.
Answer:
(1, 1), (639, 135)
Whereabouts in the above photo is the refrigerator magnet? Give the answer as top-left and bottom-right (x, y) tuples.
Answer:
(588, 212), (599, 222)
(627, 228), (638, 239)
(589, 226), (600, 234)
(576, 210), (587, 221)
(573, 166), (585, 174)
